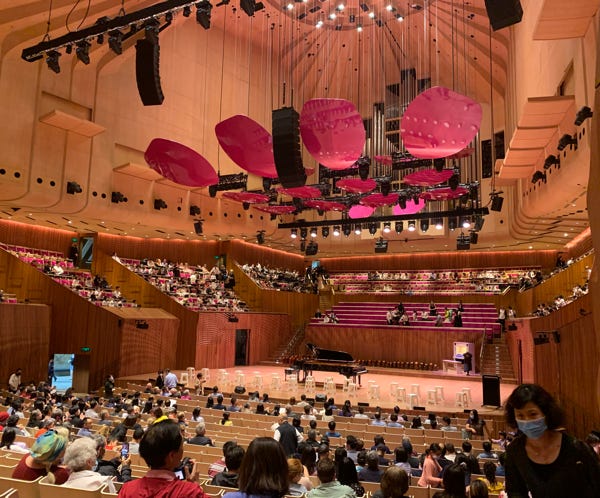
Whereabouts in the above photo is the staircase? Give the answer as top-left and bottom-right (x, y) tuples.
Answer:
(480, 337), (518, 383)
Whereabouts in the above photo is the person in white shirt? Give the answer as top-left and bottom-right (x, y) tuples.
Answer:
(63, 437), (116, 492)
(7, 368), (21, 392)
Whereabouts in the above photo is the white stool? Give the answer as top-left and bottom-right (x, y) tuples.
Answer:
(201, 368), (210, 383)
(390, 382), (399, 399)
(411, 383), (421, 398)
(369, 384), (380, 401)
(462, 387), (472, 407)
(234, 372), (245, 387)
(347, 382), (357, 398)
(217, 369), (229, 387)
(325, 377), (336, 396)
(252, 371), (263, 390)
(407, 393), (418, 409)
(396, 387), (407, 403)
(342, 378), (350, 393)
(435, 386), (445, 404)
(305, 375), (316, 394)
(186, 367), (196, 386)
(426, 389), (437, 405)
(271, 374), (281, 391)
(179, 372), (189, 386)
(286, 374), (298, 392)
(455, 391), (465, 407)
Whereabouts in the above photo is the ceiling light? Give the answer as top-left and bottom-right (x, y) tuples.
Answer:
(316, 20), (324, 28)
(557, 133), (577, 151)
(290, 228), (297, 239)
(189, 205), (201, 216)
(45, 50), (61, 73)
(368, 12), (375, 18)
(154, 198), (167, 210)
(531, 170), (546, 184)
(343, 225), (351, 237)
(300, 227), (308, 239)
(257, 231), (265, 244)
(108, 30), (124, 55)
(66, 181), (82, 195)
(420, 219), (429, 232)
(386, 5), (393, 11)
(395, 221), (403, 234)
(329, 12), (337, 20)
(333, 226), (340, 236)
(310, 227), (318, 238)
(434, 218), (443, 230)
(574, 106), (593, 126)
(357, 24), (363, 32)
(183, 5), (192, 16)
(322, 227), (330, 238)
(196, 1), (213, 29)
(407, 220), (416, 232)
(396, 14), (404, 21)
(75, 41), (91, 64)
(543, 154), (560, 170)
(368, 223), (379, 235)
(461, 217), (471, 229)
(447, 217), (457, 230)
(383, 222), (391, 233)
(337, 4), (345, 10)
(286, 3), (294, 10)
(111, 192), (125, 203)
(354, 224), (362, 235)
(398, 197), (407, 210)
(240, 0), (264, 16)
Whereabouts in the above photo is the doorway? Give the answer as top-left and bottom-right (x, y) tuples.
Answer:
(235, 329), (249, 366)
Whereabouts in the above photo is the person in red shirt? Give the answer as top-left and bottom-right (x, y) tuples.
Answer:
(119, 419), (205, 498)
(12, 428), (69, 484)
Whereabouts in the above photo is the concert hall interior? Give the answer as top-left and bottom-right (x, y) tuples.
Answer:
(0, 0), (599, 439)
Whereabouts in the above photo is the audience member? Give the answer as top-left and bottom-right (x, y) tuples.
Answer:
(211, 444), (245, 488)
(372, 466), (410, 498)
(308, 457), (357, 498)
(63, 437), (116, 492)
(12, 428), (70, 484)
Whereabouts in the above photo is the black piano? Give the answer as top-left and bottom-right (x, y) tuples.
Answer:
(293, 343), (367, 386)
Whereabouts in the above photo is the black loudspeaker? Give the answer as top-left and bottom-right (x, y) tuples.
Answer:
(491, 196), (504, 212)
(305, 241), (318, 256)
(315, 393), (327, 402)
(482, 375), (501, 407)
(484, 0), (523, 31)
(135, 34), (164, 106)
(272, 107), (307, 188)
(234, 386), (246, 394)
(413, 406), (426, 411)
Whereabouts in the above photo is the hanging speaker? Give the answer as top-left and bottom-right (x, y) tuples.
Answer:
(484, 0), (523, 31)
(272, 107), (307, 188)
(135, 32), (164, 106)
(491, 196), (504, 212)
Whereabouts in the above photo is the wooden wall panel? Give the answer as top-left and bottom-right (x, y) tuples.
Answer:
(320, 250), (558, 273)
(0, 304), (50, 385)
(304, 325), (484, 370)
(225, 240), (307, 272)
(504, 319), (536, 384)
(0, 220), (74, 256)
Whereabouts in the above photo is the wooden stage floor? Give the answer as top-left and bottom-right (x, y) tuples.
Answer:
(119, 364), (516, 416)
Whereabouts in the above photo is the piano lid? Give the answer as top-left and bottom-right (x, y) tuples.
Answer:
(306, 343), (354, 362)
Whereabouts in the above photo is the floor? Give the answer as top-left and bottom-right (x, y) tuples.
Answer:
(119, 364), (516, 416)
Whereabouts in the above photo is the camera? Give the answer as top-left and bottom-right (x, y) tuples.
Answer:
(173, 457), (193, 480)
(120, 442), (129, 459)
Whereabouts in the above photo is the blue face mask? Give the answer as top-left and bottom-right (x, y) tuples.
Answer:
(516, 416), (547, 439)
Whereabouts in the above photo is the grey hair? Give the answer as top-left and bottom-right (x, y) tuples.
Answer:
(195, 423), (206, 435)
(91, 433), (106, 451)
(63, 437), (98, 472)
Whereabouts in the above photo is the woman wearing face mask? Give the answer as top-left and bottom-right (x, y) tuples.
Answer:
(417, 443), (443, 488)
(504, 384), (600, 497)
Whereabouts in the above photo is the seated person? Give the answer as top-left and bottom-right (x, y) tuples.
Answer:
(187, 423), (214, 446)
(12, 428), (70, 484)
(119, 420), (203, 497)
(324, 421), (342, 438)
(211, 444), (245, 488)
(399, 313), (409, 326)
(63, 437), (116, 492)
(372, 466), (410, 498)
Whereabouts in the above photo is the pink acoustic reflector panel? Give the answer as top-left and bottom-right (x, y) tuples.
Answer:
(145, 138), (218, 187)
(402, 168), (455, 187)
(392, 199), (427, 216)
(349, 205), (375, 219)
(336, 178), (377, 194)
(420, 186), (469, 201)
(300, 98), (366, 170)
(215, 115), (278, 178)
(303, 200), (347, 212)
(277, 186), (322, 199)
(401, 87), (482, 159)
(360, 192), (399, 207)
(222, 191), (270, 204)
(253, 205), (297, 215)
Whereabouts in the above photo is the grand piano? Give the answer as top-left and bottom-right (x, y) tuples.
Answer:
(292, 343), (367, 385)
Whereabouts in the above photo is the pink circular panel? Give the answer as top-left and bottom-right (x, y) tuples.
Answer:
(222, 191), (270, 204)
(373, 155), (394, 166)
(277, 186), (322, 199)
(215, 115), (278, 178)
(401, 87), (482, 159)
(392, 199), (427, 215)
(402, 169), (455, 187)
(145, 138), (218, 187)
(349, 205), (375, 219)
(448, 147), (475, 159)
(300, 98), (366, 170)
(303, 200), (347, 212)
(360, 192), (399, 207)
(336, 178), (377, 194)
(420, 186), (469, 201)
(253, 205), (297, 214)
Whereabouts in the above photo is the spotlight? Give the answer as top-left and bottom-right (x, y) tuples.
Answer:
(473, 216), (485, 231)
(183, 5), (192, 16)
(322, 227), (330, 238)
(449, 173), (460, 190)
(45, 50), (61, 73)
(189, 205), (201, 216)
(111, 191), (125, 203)
(368, 223), (378, 235)
(543, 154), (560, 170)
(434, 218), (443, 230)
(357, 157), (370, 180)
(343, 225), (352, 237)
(310, 227), (318, 238)
(407, 220), (416, 232)
(108, 30), (124, 55)
(300, 227), (308, 240)
(574, 106), (593, 126)
(461, 217), (471, 229)
(193, 220), (203, 235)
(413, 195), (420, 205)
(262, 177), (272, 191)
(380, 180), (391, 196)
(333, 226), (340, 237)
(531, 170), (546, 184)
(242, 202), (250, 211)
(300, 240), (306, 252)
(398, 197), (407, 210)
(383, 222), (391, 233)
(354, 224), (362, 235)
(420, 219), (429, 232)
(291, 228), (298, 239)
(557, 133), (577, 151)
(433, 158), (444, 172)
(153, 198), (168, 210)
(66, 181), (82, 195)
(257, 231), (265, 244)
(75, 41), (91, 65)
(395, 221), (404, 234)
(97, 33), (104, 45)
(448, 217), (458, 231)
(241, 0), (265, 16)
(196, 1), (213, 29)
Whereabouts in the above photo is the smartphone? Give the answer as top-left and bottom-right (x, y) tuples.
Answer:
(120, 442), (129, 459)
(173, 469), (185, 480)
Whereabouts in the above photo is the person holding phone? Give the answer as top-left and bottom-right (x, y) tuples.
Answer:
(119, 420), (204, 497)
